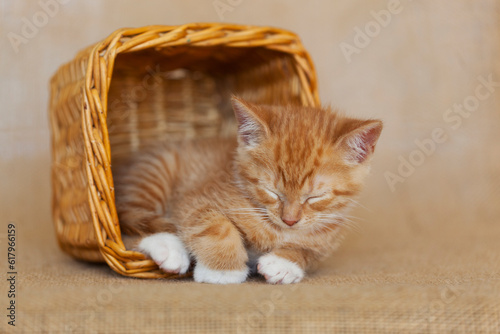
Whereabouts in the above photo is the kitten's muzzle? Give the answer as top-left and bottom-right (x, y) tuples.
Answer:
(282, 201), (302, 226)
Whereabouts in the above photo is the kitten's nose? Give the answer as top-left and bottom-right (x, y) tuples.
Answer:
(282, 218), (299, 226)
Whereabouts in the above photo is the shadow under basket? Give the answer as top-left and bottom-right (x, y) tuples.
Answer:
(49, 23), (320, 278)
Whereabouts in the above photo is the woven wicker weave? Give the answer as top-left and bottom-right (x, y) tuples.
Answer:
(49, 23), (320, 278)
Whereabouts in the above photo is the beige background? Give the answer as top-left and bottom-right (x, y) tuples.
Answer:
(1, 0), (499, 332)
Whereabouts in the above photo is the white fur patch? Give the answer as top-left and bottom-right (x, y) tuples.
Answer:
(138, 233), (190, 274)
(193, 262), (249, 284)
(257, 253), (304, 284)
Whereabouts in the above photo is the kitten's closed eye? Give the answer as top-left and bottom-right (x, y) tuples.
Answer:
(305, 194), (329, 204)
(264, 188), (279, 200)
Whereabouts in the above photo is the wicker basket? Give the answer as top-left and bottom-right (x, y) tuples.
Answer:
(49, 23), (320, 278)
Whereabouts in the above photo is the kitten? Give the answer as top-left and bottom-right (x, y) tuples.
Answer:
(114, 97), (382, 284)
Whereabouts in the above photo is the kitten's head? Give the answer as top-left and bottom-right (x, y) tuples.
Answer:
(231, 96), (382, 230)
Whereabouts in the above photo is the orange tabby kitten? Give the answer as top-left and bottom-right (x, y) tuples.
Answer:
(115, 97), (382, 284)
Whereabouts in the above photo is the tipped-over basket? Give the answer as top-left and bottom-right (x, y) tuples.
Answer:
(49, 23), (320, 278)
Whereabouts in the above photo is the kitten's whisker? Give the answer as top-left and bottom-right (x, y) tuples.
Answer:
(342, 216), (364, 224)
(316, 217), (360, 232)
(226, 208), (267, 212)
(338, 218), (360, 229)
(316, 213), (362, 224)
(229, 209), (268, 212)
(228, 212), (269, 218)
(325, 222), (360, 233)
(346, 198), (372, 212)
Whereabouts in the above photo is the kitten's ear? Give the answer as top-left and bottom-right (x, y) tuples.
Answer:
(231, 96), (269, 147)
(337, 119), (383, 164)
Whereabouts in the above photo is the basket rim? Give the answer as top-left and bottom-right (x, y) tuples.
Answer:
(73, 23), (321, 278)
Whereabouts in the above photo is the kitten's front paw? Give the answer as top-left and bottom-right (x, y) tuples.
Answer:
(138, 233), (190, 274)
(257, 254), (304, 284)
(194, 262), (249, 284)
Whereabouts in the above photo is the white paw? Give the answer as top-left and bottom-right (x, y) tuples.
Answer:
(138, 233), (190, 274)
(257, 254), (304, 284)
(193, 262), (248, 284)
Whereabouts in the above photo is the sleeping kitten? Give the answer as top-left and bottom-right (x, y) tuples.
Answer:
(115, 97), (382, 284)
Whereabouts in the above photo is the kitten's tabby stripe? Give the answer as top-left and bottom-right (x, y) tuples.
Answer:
(116, 148), (181, 235)
(332, 189), (356, 197)
(137, 156), (173, 190)
(122, 183), (165, 208)
(123, 174), (167, 201)
(192, 223), (232, 240)
(119, 198), (157, 212)
(298, 169), (315, 188)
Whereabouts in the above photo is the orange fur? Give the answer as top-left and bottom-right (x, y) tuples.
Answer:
(115, 97), (383, 275)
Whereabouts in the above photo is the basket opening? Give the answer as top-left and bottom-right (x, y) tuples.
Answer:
(107, 46), (303, 164)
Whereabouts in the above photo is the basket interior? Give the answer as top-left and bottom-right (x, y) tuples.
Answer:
(107, 46), (304, 165)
